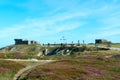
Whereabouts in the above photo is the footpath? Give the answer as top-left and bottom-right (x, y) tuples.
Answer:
(0, 59), (54, 80)
(13, 59), (55, 80)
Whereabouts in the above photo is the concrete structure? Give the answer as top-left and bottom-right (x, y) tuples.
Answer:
(95, 39), (111, 48)
(95, 39), (107, 44)
(14, 39), (37, 45)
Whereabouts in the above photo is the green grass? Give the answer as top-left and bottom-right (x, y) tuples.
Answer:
(18, 51), (120, 80)
(0, 60), (25, 80)
(0, 49), (120, 80)
(0, 60), (41, 80)
(0, 44), (42, 59)
(111, 43), (120, 48)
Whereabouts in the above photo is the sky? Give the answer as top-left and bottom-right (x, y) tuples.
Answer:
(0, 0), (120, 47)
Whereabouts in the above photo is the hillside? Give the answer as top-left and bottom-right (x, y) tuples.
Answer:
(0, 44), (111, 59)
(0, 60), (25, 80)
(0, 44), (42, 53)
(17, 53), (120, 80)
(0, 44), (42, 59)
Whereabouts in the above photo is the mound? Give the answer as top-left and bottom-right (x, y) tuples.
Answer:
(0, 44), (42, 59)
(0, 44), (42, 53)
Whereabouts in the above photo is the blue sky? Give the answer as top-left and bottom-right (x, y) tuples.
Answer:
(0, 0), (120, 47)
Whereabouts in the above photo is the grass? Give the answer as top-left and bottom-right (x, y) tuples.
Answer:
(18, 50), (120, 80)
(0, 44), (42, 59)
(111, 43), (120, 48)
(0, 60), (42, 80)
(0, 60), (25, 80)
(0, 46), (120, 80)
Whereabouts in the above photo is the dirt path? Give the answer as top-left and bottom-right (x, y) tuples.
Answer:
(13, 60), (55, 80)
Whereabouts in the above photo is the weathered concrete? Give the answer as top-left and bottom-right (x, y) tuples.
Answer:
(14, 39), (37, 45)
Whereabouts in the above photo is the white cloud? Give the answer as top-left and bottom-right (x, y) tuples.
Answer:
(1, 0), (120, 47)
(0, 10), (85, 40)
(84, 0), (120, 39)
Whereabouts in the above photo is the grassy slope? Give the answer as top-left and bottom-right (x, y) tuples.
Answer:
(0, 44), (42, 59)
(0, 60), (41, 80)
(18, 50), (120, 80)
(0, 60), (25, 80)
